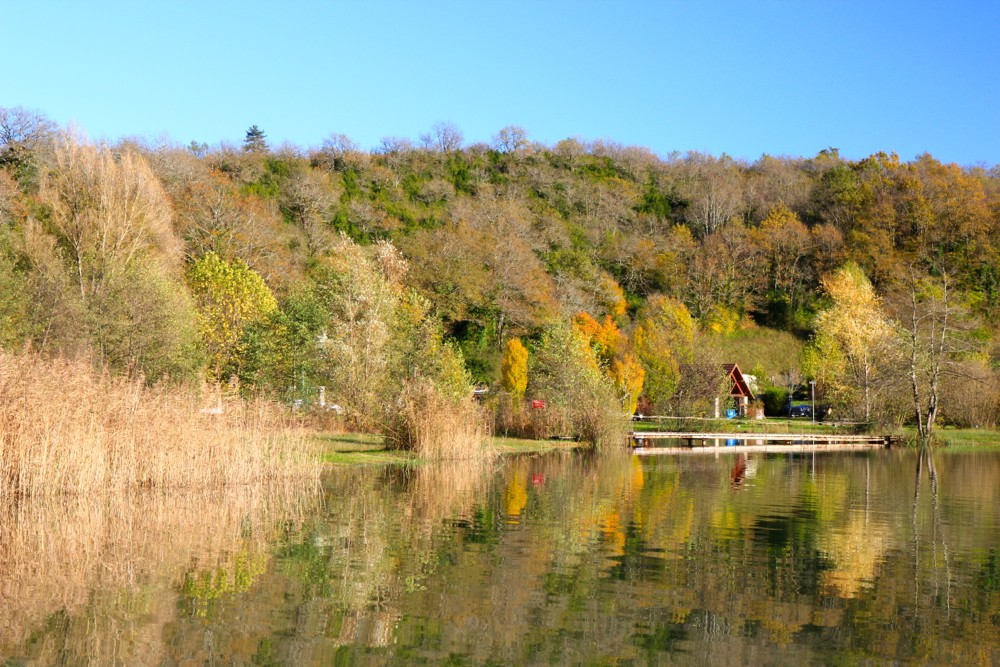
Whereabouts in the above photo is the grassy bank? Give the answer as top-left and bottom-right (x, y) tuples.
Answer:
(318, 432), (581, 466)
(905, 427), (1000, 449)
(311, 424), (1000, 469)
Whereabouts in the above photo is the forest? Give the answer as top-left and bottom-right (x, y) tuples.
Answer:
(2, 109), (1000, 446)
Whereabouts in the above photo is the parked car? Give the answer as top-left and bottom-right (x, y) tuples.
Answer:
(789, 404), (812, 418)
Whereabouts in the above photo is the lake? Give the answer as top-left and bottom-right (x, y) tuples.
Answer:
(2, 446), (998, 665)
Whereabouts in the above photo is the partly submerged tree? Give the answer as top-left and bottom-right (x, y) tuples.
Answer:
(890, 268), (981, 441)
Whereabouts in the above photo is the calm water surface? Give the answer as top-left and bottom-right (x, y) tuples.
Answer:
(2, 447), (999, 665)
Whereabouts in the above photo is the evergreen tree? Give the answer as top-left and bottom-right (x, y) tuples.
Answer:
(243, 125), (268, 153)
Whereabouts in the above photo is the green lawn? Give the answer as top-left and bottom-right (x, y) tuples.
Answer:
(908, 427), (1000, 450)
(314, 432), (580, 466)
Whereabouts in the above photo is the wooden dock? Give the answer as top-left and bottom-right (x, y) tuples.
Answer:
(634, 442), (889, 455)
(630, 431), (897, 454)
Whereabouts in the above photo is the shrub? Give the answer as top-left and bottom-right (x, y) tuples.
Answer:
(762, 387), (789, 416)
(525, 322), (630, 448)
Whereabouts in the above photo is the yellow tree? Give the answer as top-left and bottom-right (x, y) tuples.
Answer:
(186, 252), (277, 379)
(806, 263), (895, 422)
(500, 338), (529, 400)
(633, 296), (695, 409)
(609, 353), (645, 416)
(752, 203), (814, 324)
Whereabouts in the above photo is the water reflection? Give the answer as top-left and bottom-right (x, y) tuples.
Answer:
(2, 448), (999, 665)
(0, 483), (318, 665)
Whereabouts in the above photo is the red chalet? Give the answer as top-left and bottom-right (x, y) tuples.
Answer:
(722, 363), (755, 417)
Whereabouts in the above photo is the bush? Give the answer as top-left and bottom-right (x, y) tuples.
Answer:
(762, 387), (789, 416)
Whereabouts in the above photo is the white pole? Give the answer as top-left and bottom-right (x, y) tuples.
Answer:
(810, 381), (816, 424)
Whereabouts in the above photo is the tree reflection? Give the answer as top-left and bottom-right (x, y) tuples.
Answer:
(0, 483), (317, 664)
(6, 449), (998, 665)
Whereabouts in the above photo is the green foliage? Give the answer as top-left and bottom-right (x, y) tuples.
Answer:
(5, 116), (1000, 431)
(635, 177), (680, 220)
(239, 286), (330, 398)
(186, 252), (278, 379)
(529, 321), (627, 447)
(0, 240), (33, 349)
(445, 154), (475, 195)
(450, 319), (498, 383)
(243, 125), (268, 153)
(762, 387), (790, 416)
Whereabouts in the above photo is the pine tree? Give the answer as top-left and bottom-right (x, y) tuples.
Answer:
(243, 125), (268, 153)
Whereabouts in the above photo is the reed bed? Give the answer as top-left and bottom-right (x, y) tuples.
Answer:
(384, 381), (494, 462)
(492, 392), (630, 448)
(0, 351), (321, 498)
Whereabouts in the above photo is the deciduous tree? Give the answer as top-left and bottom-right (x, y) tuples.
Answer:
(500, 337), (529, 400)
(31, 134), (196, 378)
(890, 268), (981, 440)
(806, 263), (896, 422)
(186, 252), (278, 379)
(634, 295), (695, 409)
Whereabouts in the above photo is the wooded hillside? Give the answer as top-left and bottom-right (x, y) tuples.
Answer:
(2, 109), (999, 430)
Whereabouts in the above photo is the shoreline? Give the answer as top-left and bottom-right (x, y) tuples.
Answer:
(316, 426), (1000, 466)
(317, 432), (584, 466)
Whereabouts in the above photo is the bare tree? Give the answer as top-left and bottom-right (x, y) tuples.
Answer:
(0, 106), (57, 170)
(0, 106), (56, 152)
(419, 121), (463, 152)
(893, 268), (980, 441)
(492, 125), (529, 154)
(679, 153), (748, 236)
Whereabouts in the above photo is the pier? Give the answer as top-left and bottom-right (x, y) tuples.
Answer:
(630, 430), (898, 455)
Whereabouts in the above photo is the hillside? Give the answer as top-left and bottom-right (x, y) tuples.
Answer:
(2, 110), (999, 429)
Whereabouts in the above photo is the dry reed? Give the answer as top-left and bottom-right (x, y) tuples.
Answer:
(383, 381), (494, 462)
(0, 350), (321, 498)
(492, 391), (629, 448)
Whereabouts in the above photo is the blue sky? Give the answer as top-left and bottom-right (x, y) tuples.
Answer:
(3, 1), (998, 165)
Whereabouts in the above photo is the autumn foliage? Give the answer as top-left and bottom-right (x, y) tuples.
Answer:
(2, 108), (1000, 445)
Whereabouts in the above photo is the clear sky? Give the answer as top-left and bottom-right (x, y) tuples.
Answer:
(3, 1), (998, 165)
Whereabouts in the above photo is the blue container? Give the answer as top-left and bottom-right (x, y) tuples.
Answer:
(726, 409), (738, 419)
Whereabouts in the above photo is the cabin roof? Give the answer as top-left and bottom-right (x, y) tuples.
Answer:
(723, 363), (755, 400)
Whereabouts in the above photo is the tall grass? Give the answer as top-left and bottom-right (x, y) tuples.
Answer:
(0, 351), (321, 498)
(383, 381), (494, 462)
